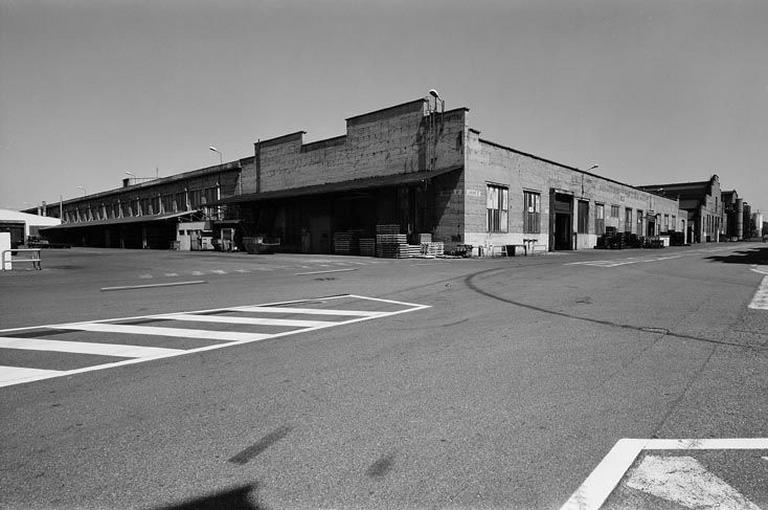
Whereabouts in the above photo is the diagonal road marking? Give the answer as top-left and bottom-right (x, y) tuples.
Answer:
(234, 306), (386, 317)
(0, 336), (183, 358)
(561, 438), (768, 510)
(748, 276), (768, 310)
(56, 323), (271, 342)
(0, 366), (64, 386)
(153, 313), (336, 328)
(626, 455), (760, 509)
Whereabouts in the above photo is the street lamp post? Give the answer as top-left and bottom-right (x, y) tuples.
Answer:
(209, 146), (223, 165)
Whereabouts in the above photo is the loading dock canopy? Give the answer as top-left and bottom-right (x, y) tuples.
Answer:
(40, 210), (202, 231)
(217, 165), (463, 205)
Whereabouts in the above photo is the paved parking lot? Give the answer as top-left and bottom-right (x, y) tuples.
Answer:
(1, 244), (767, 509)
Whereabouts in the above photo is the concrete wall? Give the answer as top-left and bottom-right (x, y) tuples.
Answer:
(463, 132), (684, 251)
(241, 99), (466, 195)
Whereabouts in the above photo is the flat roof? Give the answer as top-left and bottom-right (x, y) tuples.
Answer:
(41, 210), (201, 231)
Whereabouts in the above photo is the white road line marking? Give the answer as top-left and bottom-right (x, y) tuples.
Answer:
(626, 455), (761, 509)
(191, 271), (204, 275)
(561, 438), (768, 510)
(0, 337), (183, 358)
(560, 438), (645, 510)
(211, 270), (226, 274)
(0, 295), (431, 388)
(748, 276), (768, 310)
(235, 269), (250, 273)
(0, 366), (64, 385)
(566, 255), (684, 268)
(57, 323), (270, 342)
(234, 306), (385, 317)
(153, 313), (336, 328)
(295, 268), (358, 276)
(164, 273), (179, 277)
(139, 274), (153, 279)
(100, 280), (207, 292)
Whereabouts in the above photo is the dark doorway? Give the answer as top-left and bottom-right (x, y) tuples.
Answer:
(647, 220), (656, 237)
(555, 213), (572, 250)
(552, 192), (573, 250)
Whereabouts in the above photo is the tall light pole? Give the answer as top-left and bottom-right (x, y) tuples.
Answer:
(209, 146), (223, 165)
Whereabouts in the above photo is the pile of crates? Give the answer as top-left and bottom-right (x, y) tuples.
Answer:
(358, 238), (376, 256)
(596, 228), (645, 249)
(370, 225), (445, 258)
(332, 231), (355, 255)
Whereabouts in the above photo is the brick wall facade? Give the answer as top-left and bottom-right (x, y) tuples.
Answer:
(463, 131), (685, 251)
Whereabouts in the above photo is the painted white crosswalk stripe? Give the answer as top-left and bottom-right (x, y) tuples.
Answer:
(748, 276), (768, 310)
(0, 337), (183, 358)
(234, 306), (386, 317)
(56, 323), (271, 342)
(153, 313), (336, 328)
(749, 276), (768, 310)
(0, 366), (64, 385)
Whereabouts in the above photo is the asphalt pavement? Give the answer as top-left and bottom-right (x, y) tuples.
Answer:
(1, 244), (767, 509)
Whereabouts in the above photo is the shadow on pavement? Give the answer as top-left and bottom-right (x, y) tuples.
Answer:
(705, 246), (768, 265)
(150, 484), (265, 510)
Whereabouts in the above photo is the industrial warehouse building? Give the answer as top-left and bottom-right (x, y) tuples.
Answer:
(638, 176), (725, 243)
(30, 96), (687, 255)
(36, 165), (241, 249)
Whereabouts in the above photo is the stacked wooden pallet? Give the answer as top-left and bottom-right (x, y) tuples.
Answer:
(333, 231), (355, 255)
(376, 224), (401, 235)
(397, 244), (423, 258)
(359, 238), (376, 257)
(423, 242), (444, 257)
(375, 234), (407, 258)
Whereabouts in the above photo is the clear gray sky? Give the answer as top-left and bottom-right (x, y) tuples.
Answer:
(1, 0), (766, 213)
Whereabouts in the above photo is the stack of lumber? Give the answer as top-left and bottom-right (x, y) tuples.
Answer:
(359, 238), (376, 257)
(422, 242), (444, 257)
(333, 231), (355, 255)
(397, 244), (423, 258)
(375, 234), (407, 257)
(376, 224), (401, 235)
(375, 224), (405, 258)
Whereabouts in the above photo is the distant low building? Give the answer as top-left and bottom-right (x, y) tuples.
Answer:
(0, 209), (61, 248)
(637, 175), (723, 243)
(24, 165), (241, 249)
